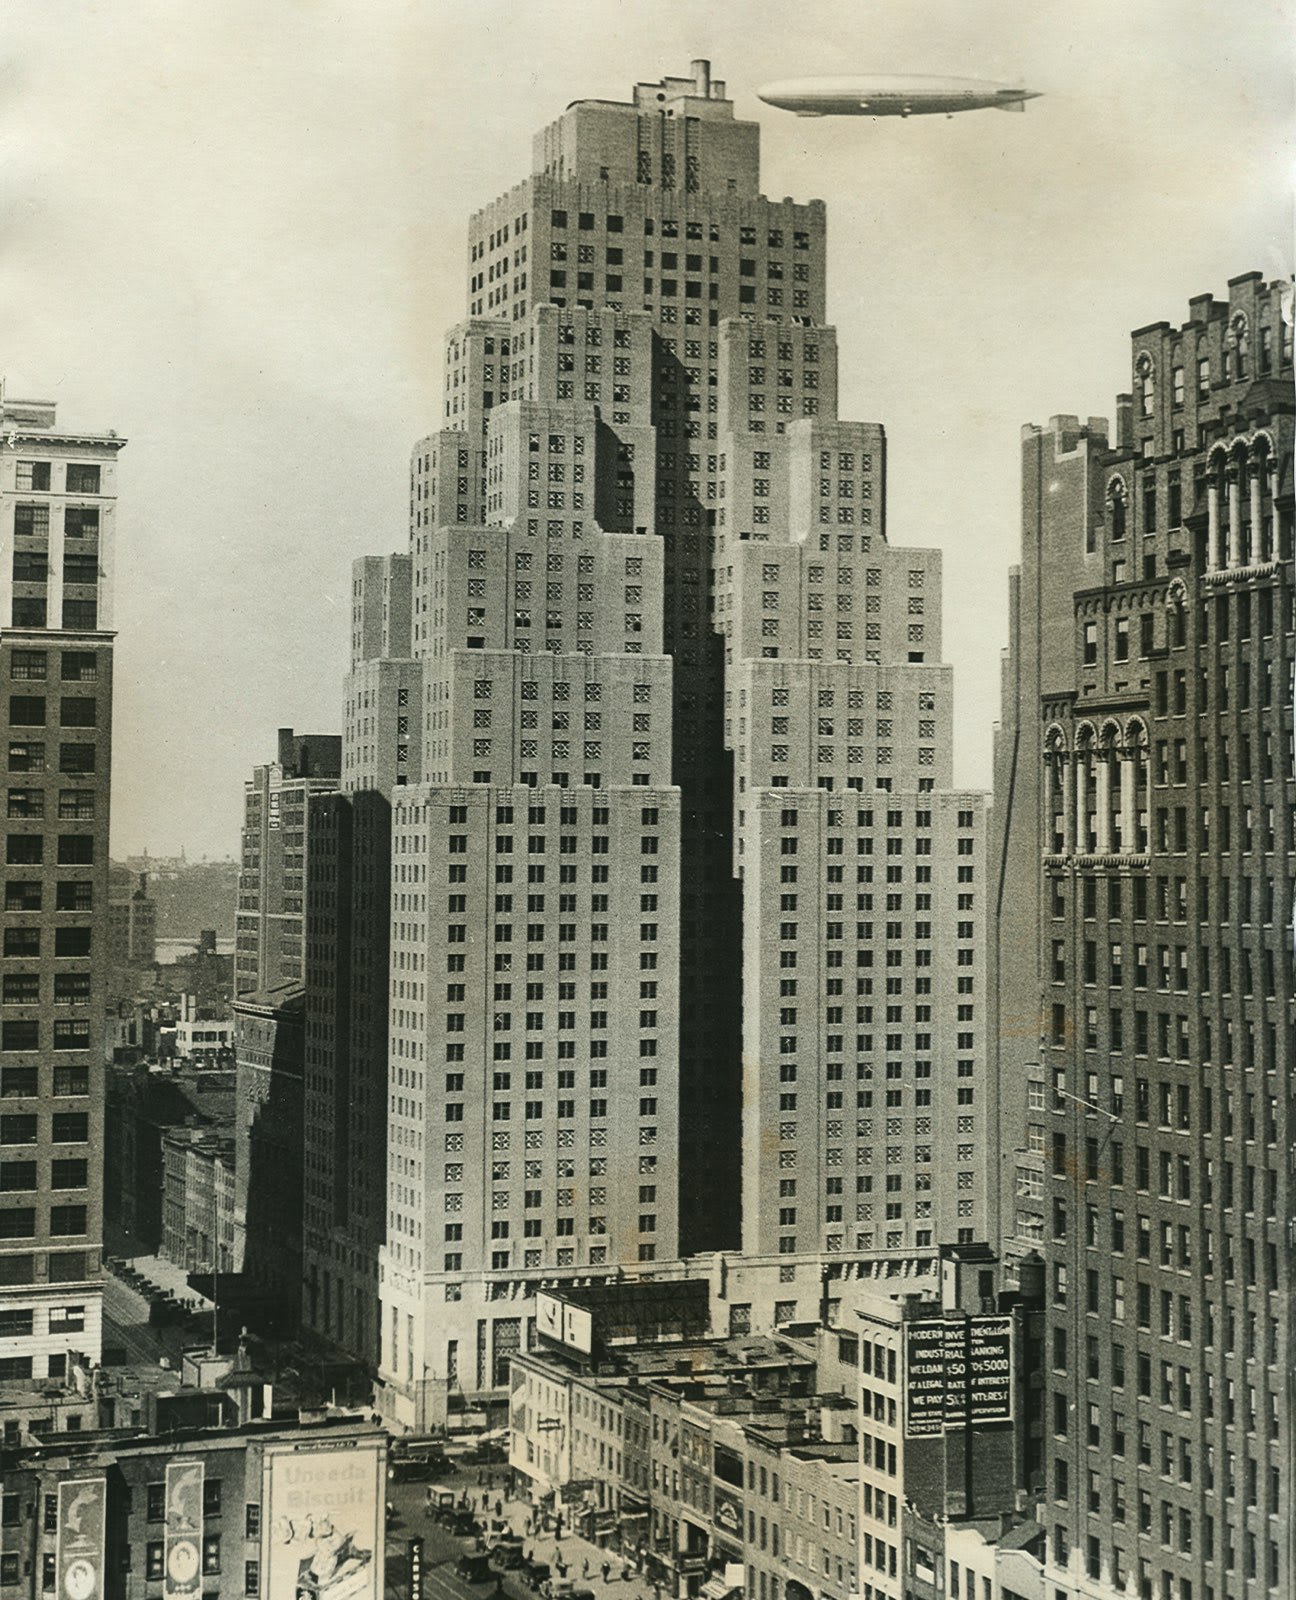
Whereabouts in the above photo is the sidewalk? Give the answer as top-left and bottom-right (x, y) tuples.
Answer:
(454, 1482), (660, 1600)
(119, 1252), (213, 1310)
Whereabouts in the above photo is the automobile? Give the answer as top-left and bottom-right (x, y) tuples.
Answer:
(419, 1486), (457, 1514)
(390, 1459), (437, 1484)
(541, 1581), (575, 1600)
(489, 1540), (525, 1570)
(449, 1512), (481, 1538)
(455, 1553), (496, 1584)
(520, 1560), (551, 1591)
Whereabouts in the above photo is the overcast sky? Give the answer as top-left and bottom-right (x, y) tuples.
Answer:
(5, 0), (1292, 859)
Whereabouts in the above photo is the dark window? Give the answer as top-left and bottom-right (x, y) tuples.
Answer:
(60, 600), (98, 629)
(58, 743), (96, 775)
(7, 743), (45, 773)
(60, 653), (97, 682)
(63, 505), (99, 537)
(13, 552), (48, 583)
(8, 697), (45, 727)
(47, 1250), (87, 1281)
(62, 556), (98, 586)
(0, 1209), (36, 1239)
(65, 465), (101, 494)
(56, 835), (94, 865)
(9, 651), (46, 681)
(59, 698), (96, 728)
(0, 1254), (34, 1284)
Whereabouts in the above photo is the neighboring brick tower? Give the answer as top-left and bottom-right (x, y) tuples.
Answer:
(234, 727), (340, 996)
(0, 393), (125, 1377)
(995, 274), (1294, 1598)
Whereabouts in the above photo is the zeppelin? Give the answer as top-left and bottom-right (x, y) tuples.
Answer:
(756, 74), (1041, 118)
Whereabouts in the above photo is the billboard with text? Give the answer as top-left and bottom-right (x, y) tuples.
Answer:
(262, 1435), (385, 1600)
(903, 1315), (1013, 1438)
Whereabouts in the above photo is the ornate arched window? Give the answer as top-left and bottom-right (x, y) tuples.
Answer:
(1230, 311), (1249, 380)
(1135, 352), (1155, 417)
(1107, 475), (1128, 541)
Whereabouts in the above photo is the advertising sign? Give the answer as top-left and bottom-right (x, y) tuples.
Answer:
(56, 1477), (106, 1600)
(163, 1461), (204, 1597)
(262, 1435), (385, 1600)
(563, 1301), (593, 1355)
(409, 1537), (424, 1600)
(712, 1488), (742, 1541)
(536, 1291), (595, 1356)
(903, 1315), (1014, 1438)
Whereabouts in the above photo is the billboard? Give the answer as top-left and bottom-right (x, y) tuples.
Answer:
(163, 1462), (204, 1597)
(563, 1301), (593, 1355)
(56, 1477), (106, 1600)
(262, 1435), (385, 1600)
(903, 1315), (1014, 1438)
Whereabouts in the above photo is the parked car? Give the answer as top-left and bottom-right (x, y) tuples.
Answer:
(455, 1553), (495, 1584)
(489, 1541), (525, 1570)
(520, 1560), (551, 1591)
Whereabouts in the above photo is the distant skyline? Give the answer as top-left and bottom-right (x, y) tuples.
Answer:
(5, 0), (1291, 858)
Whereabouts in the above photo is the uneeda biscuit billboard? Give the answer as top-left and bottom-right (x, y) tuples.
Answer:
(261, 1435), (386, 1600)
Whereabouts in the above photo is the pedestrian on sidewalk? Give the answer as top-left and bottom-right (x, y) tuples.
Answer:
(582, 1558), (590, 1579)
(602, 1560), (612, 1583)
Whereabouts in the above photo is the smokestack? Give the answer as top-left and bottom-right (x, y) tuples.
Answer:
(692, 59), (711, 97)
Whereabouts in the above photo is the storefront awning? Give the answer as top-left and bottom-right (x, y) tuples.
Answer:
(699, 1579), (740, 1600)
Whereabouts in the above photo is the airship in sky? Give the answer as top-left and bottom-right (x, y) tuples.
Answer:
(756, 74), (1041, 118)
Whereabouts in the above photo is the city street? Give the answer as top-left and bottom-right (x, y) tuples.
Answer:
(101, 1270), (191, 1367)
(384, 1466), (660, 1600)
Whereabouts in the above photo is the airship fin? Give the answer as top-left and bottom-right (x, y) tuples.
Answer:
(994, 98), (1026, 111)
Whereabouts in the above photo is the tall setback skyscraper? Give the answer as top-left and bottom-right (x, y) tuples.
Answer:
(0, 394), (124, 1378)
(329, 64), (987, 1428)
(994, 273), (1294, 1598)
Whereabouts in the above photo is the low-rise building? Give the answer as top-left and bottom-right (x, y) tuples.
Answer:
(510, 1290), (867, 1600)
(0, 1403), (386, 1600)
(104, 1063), (234, 1256)
(161, 1130), (236, 1273)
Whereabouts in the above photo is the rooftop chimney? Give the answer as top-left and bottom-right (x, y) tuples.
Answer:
(692, 59), (711, 97)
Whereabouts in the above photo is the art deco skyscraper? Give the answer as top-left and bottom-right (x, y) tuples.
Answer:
(994, 273), (1294, 1598)
(344, 65), (988, 1427)
(0, 394), (124, 1378)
